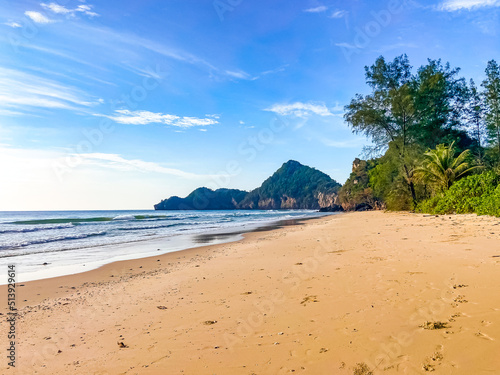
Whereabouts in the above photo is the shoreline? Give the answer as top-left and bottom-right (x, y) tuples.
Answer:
(0, 214), (334, 310)
(0, 213), (333, 286)
(1, 211), (500, 374)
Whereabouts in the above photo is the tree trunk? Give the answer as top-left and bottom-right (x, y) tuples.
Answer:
(497, 125), (500, 155)
(403, 164), (417, 209)
(408, 180), (417, 210)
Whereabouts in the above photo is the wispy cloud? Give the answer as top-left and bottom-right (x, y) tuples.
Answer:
(320, 137), (366, 148)
(40, 2), (99, 17)
(265, 102), (337, 117)
(251, 65), (288, 81)
(438, 0), (500, 11)
(0, 109), (25, 116)
(329, 10), (348, 18)
(67, 23), (247, 80)
(11, 14), (245, 82)
(40, 2), (71, 14)
(75, 4), (99, 17)
(374, 42), (418, 53)
(225, 65), (288, 81)
(4, 21), (22, 28)
(97, 109), (219, 128)
(304, 5), (328, 13)
(0, 67), (97, 113)
(77, 153), (217, 179)
(24, 11), (53, 24)
(334, 42), (359, 49)
(23, 44), (109, 73)
(225, 70), (251, 79)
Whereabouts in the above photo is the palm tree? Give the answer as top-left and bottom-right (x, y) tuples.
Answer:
(416, 142), (481, 191)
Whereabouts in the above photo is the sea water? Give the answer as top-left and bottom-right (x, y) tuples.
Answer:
(0, 210), (330, 283)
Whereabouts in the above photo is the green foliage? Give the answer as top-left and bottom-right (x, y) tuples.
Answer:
(482, 60), (500, 154)
(155, 187), (248, 210)
(467, 79), (486, 160)
(368, 142), (428, 210)
(156, 161), (341, 210)
(345, 55), (476, 208)
(239, 160), (341, 209)
(338, 158), (378, 210)
(411, 59), (469, 149)
(417, 171), (500, 216)
(415, 142), (481, 191)
(343, 55), (499, 214)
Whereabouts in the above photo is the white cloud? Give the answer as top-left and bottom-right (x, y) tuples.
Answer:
(5, 21), (22, 28)
(225, 70), (251, 79)
(98, 109), (219, 128)
(0, 67), (97, 112)
(24, 11), (53, 24)
(438, 0), (500, 11)
(76, 4), (99, 17)
(41, 3), (71, 14)
(304, 5), (328, 13)
(265, 102), (335, 117)
(250, 65), (288, 81)
(330, 10), (348, 18)
(330, 102), (344, 113)
(0, 109), (25, 116)
(70, 24), (245, 80)
(175, 116), (218, 127)
(320, 137), (366, 148)
(41, 2), (99, 17)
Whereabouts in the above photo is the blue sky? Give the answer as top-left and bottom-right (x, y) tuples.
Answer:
(0, 0), (499, 210)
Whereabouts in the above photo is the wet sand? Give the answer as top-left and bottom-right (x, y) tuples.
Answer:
(1, 211), (500, 374)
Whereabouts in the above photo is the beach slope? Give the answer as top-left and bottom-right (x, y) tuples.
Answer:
(1, 211), (500, 374)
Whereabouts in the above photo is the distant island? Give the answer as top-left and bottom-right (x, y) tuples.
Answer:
(154, 160), (343, 211)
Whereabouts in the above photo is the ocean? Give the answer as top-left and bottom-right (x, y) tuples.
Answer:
(0, 210), (331, 283)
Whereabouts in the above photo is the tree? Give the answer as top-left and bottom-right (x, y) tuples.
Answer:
(345, 55), (420, 207)
(467, 79), (486, 160)
(412, 59), (469, 149)
(482, 60), (500, 155)
(416, 143), (480, 192)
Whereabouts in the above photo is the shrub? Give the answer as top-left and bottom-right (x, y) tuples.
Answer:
(417, 171), (500, 216)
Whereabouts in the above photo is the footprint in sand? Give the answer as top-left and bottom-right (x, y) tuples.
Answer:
(449, 313), (462, 322)
(422, 350), (443, 372)
(301, 295), (319, 305)
(475, 331), (494, 341)
(454, 295), (468, 303)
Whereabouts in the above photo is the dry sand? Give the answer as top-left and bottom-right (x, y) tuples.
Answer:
(1, 211), (500, 374)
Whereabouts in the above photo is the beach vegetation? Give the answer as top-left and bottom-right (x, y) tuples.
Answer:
(415, 142), (481, 192)
(341, 55), (500, 216)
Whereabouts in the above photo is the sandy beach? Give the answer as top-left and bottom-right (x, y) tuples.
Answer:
(1, 211), (500, 374)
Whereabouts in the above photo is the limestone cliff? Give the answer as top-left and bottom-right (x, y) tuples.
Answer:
(155, 160), (342, 210)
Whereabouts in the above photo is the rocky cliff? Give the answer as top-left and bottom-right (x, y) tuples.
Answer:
(154, 160), (342, 210)
(154, 187), (247, 210)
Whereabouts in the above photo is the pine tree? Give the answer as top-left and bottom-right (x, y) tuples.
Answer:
(467, 79), (485, 160)
(482, 60), (500, 155)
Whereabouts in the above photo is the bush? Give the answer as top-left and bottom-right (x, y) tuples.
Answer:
(417, 171), (500, 216)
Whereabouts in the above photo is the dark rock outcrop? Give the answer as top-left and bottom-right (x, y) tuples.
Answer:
(337, 158), (381, 211)
(318, 205), (344, 212)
